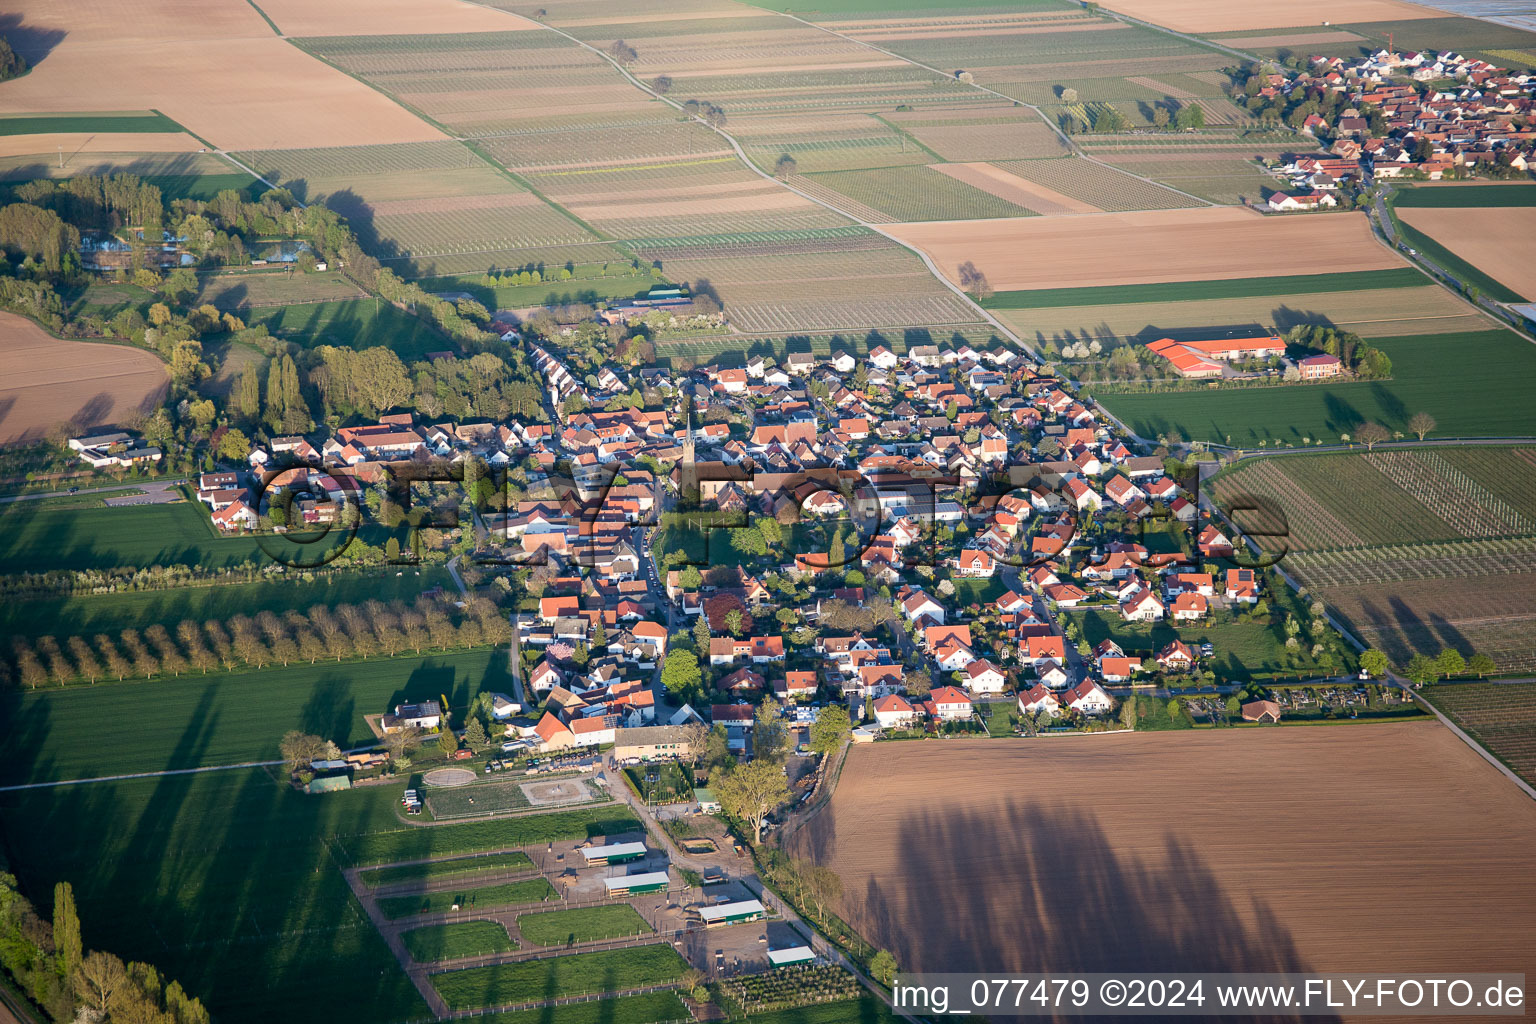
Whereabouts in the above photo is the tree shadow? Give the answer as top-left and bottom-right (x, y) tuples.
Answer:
(0, 14), (67, 66)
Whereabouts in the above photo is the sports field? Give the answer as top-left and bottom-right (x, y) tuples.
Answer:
(430, 944), (690, 1010)
(0, 647), (512, 785)
(1100, 330), (1536, 444)
(378, 878), (558, 920)
(794, 731), (1536, 982)
(403, 920), (517, 962)
(516, 905), (653, 946)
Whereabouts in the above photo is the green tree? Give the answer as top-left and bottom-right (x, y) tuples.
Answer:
(699, 723), (731, 773)
(1359, 649), (1390, 678)
(1405, 653), (1437, 686)
(715, 759), (790, 844)
(1467, 653), (1496, 677)
(216, 427), (250, 461)
(53, 881), (83, 980)
(692, 613), (712, 653)
(437, 726), (460, 756)
(754, 701), (789, 764)
(870, 950), (898, 986)
(679, 565), (703, 589)
(1436, 648), (1466, 679)
(464, 717), (488, 751)
(810, 704), (850, 754)
(661, 649), (702, 696)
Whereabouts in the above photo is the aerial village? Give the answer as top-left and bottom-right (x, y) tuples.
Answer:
(1261, 48), (1536, 210)
(159, 324), (1332, 779)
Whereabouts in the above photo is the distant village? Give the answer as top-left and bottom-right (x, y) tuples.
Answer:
(1260, 48), (1536, 210)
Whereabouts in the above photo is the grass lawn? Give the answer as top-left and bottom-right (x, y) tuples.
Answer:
(516, 905), (653, 946)
(1066, 606), (1343, 683)
(981, 269), (1424, 309)
(1100, 330), (1536, 444)
(64, 280), (156, 318)
(0, 497), (388, 572)
(402, 920), (516, 962)
(336, 807), (639, 867)
(0, 647), (514, 785)
(1393, 184), (1536, 208)
(0, 769), (428, 1024)
(430, 944), (689, 1010)
(362, 851), (534, 889)
(242, 299), (447, 361)
(949, 576), (1008, 608)
(981, 702), (1016, 737)
(0, 567), (449, 640)
(459, 992), (689, 1024)
(744, 998), (903, 1024)
(378, 878), (557, 920)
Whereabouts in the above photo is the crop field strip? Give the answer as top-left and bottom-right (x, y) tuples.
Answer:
(1422, 683), (1536, 787)
(800, 164), (1042, 222)
(1288, 537), (1536, 588)
(982, 268), (1429, 309)
(994, 284), (1481, 346)
(361, 851), (537, 889)
(429, 944), (690, 1011)
(378, 878), (560, 920)
(1319, 575), (1536, 673)
(991, 158), (1207, 211)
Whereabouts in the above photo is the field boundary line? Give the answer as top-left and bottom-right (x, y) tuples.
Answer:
(483, 4), (1039, 358)
(737, 3), (1220, 210)
(0, 759), (281, 792)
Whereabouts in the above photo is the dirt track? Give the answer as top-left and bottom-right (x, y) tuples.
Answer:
(791, 725), (1536, 987)
(885, 207), (1405, 291)
(0, 313), (167, 443)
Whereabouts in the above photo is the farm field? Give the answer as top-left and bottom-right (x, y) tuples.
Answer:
(362, 851), (536, 889)
(930, 162), (1099, 216)
(1392, 184), (1536, 207)
(430, 944), (690, 1011)
(1096, 0), (1440, 33)
(0, 313), (168, 443)
(1422, 683), (1536, 787)
(998, 282), (1475, 348)
(517, 905), (653, 946)
(250, 0), (533, 36)
(0, 111), (185, 136)
(403, 920), (517, 962)
(1100, 330), (1536, 444)
(1396, 207), (1536, 302)
(0, 771), (430, 1024)
(196, 269), (367, 309)
(0, 494), (385, 573)
(0, 647), (514, 785)
(377, 878), (558, 920)
(993, 157), (1206, 212)
(0, 567), (450, 641)
(0, 152), (254, 196)
(982, 268), (1428, 309)
(885, 106), (1071, 162)
(800, 165), (1040, 222)
(0, 0), (446, 149)
(884, 207), (1404, 292)
(793, 730), (1536, 983)
(1209, 447), (1536, 670)
(0, 131), (202, 160)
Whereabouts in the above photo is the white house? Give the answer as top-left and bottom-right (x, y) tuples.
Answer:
(1064, 680), (1114, 715)
(964, 659), (1008, 694)
(872, 694), (918, 730)
(1017, 683), (1061, 717)
(927, 686), (974, 721)
(1120, 587), (1165, 622)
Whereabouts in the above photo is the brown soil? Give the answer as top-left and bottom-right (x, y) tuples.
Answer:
(791, 727), (1536, 986)
(932, 162), (1100, 216)
(0, 313), (167, 443)
(252, 0), (535, 35)
(884, 207), (1404, 290)
(0, 0), (444, 150)
(1398, 207), (1536, 301)
(1098, 0), (1439, 33)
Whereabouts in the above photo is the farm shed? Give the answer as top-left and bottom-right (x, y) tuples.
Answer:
(767, 946), (815, 967)
(581, 841), (646, 865)
(604, 871), (670, 897)
(700, 899), (765, 927)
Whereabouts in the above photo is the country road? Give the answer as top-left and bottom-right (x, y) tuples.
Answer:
(0, 479), (186, 505)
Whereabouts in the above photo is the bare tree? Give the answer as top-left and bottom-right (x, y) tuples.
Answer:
(1407, 411), (1436, 441)
(73, 951), (127, 1014)
(608, 39), (638, 66)
(957, 260), (993, 299)
(383, 725), (424, 765)
(652, 75), (672, 95)
(1355, 422), (1390, 450)
(773, 153), (798, 179)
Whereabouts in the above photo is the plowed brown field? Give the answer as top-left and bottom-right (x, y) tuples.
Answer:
(251, 0), (534, 35)
(0, 0), (443, 149)
(885, 207), (1404, 291)
(1398, 207), (1536, 301)
(792, 727), (1536, 984)
(0, 313), (167, 442)
(1099, 0), (1438, 33)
